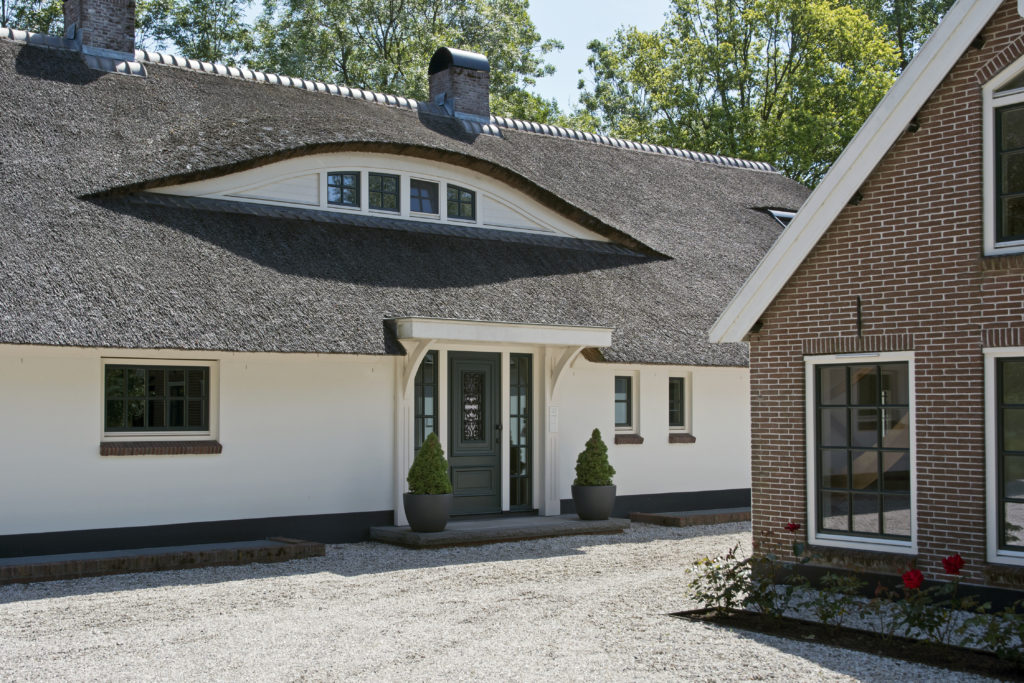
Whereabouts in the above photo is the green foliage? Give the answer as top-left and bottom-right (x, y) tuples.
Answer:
(688, 544), (749, 611)
(573, 0), (901, 186)
(250, 0), (562, 121)
(801, 572), (866, 631)
(136, 0), (254, 64)
(1, 0), (62, 33)
(406, 432), (452, 495)
(573, 428), (615, 486)
(969, 599), (1024, 664)
(847, 0), (955, 69)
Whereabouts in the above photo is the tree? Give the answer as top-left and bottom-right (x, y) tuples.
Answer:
(572, 0), (900, 186)
(250, 0), (562, 121)
(1, 0), (62, 33)
(848, 0), (955, 69)
(136, 0), (254, 64)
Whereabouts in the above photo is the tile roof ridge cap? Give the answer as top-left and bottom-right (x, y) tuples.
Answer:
(488, 114), (779, 173)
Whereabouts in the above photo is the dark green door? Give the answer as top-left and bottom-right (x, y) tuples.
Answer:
(448, 351), (501, 515)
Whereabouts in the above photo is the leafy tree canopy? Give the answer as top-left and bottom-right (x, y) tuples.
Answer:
(1, 0), (62, 33)
(571, 0), (904, 186)
(848, 0), (955, 68)
(250, 0), (562, 121)
(137, 0), (254, 65)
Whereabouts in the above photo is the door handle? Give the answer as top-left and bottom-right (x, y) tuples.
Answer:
(495, 423), (502, 444)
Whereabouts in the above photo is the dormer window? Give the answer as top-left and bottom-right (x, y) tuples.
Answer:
(410, 179), (439, 214)
(327, 172), (360, 208)
(448, 185), (476, 221)
(369, 172), (400, 212)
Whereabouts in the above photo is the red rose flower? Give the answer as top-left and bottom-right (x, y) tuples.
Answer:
(942, 553), (964, 576)
(785, 522), (801, 532)
(902, 568), (924, 590)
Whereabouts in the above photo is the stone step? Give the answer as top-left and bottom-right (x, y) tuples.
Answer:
(629, 507), (751, 527)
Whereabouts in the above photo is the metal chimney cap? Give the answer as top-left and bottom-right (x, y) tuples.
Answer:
(428, 47), (490, 75)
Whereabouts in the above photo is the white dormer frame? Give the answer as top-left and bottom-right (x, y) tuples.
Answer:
(150, 152), (611, 243)
(984, 51), (1024, 256)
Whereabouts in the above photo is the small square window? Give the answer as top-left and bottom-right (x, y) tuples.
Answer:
(369, 172), (400, 212)
(669, 377), (685, 428)
(447, 185), (476, 221)
(410, 179), (439, 214)
(615, 376), (632, 429)
(327, 172), (360, 208)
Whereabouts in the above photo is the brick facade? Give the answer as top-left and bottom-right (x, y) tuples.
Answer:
(750, 0), (1024, 588)
(63, 0), (135, 55)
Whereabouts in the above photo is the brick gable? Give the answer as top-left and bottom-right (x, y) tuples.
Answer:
(750, 0), (1024, 587)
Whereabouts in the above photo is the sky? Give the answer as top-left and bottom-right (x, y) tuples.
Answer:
(527, 0), (671, 112)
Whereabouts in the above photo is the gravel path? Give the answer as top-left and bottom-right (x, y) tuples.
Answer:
(0, 523), (986, 682)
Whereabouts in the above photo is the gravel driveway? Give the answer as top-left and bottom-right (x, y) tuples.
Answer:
(0, 522), (986, 681)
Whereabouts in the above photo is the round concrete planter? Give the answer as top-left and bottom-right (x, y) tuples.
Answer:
(403, 492), (453, 532)
(571, 485), (616, 521)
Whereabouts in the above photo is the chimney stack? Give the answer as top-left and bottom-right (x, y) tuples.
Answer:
(428, 47), (490, 122)
(64, 0), (135, 59)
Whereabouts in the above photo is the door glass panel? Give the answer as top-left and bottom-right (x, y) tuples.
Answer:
(882, 451), (910, 491)
(510, 354), (532, 509)
(852, 408), (879, 447)
(851, 366), (877, 405)
(819, 366), (847, 405)
(882, 407), (910, 448)
(820, 408), (848, 447)
(1004, 361), (1024, 403)
(462, 371), (484, 441)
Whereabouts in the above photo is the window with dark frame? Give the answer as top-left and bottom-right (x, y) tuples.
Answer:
(998, 358), (1024, 551)
(996, 103), (1024, 242)
(447, 185), (476, 220)
(327, 172), (360, 208)
(669, 377), (685, 428)
(615, 376), (632, 429)
(414, 351), (438, 451)
(104, 365), (210, 432)
(410, 179), (439, 214)
(814, 362), (911, 540)
(510, 354), (532, 510)
(368, 172), (400, 212)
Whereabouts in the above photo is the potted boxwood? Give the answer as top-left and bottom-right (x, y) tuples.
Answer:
(404, 432), (453, 532)
(571, 428), (617, 520)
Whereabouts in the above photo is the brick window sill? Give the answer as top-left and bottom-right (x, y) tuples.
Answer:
(100, 440), (223, 456)
(669, 433), (696, 444)
(614, 433), (644, 445)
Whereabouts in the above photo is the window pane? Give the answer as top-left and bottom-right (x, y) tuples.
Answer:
(882, 451), (910, 491)
(1000, 105), (1024, 150)
(820, 408), (848, 447)
(851, 450), (879, 490)
(883, 495), (911, 537)
(882, 407), (910, 448)
(1005, 408), (1024, 451)
(821, 492), (849, 531)
(852, 493), (879, 534)
(1001, 197), (1024, 240)
(615, 377), (630, 402)
(615, 402), (629, 427)
(821, 449), (848, 488)
(369, 174), (382, 191)
(879, 364), (909, 405)
(819, 366), (846, 405)
(148, 369), (165, 397)
(148, 399), (166, 428)
(1005, 455), (1024, 499)
(1004, 151), (1024, 194)
(852, 408), (879, 448)
(105, 400), (124, 429)
(169, 399), (184, 427)
(105, 367), (124, 398)
(1004, 361), (1024, 403)
(187, 400), (204, 428)
(127, 400), (145, 428)
(382, 176), (397, 193)
(851, 366), (877, 405)
(127, 369), (146, 397)
(1004, 502), (1024, 547)
(410, 180), (438, 213)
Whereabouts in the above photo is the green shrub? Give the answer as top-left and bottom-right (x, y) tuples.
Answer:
(407, 433), (452, 495)
(574, 428), (615, 486)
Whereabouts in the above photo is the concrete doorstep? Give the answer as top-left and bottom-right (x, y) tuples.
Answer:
(629, 507), (751, 528)
(0, 538), (325, 585)
(371, 514), (630, 548)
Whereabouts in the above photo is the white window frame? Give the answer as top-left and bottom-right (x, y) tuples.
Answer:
(985, 347), (1024, 566)
(100, 358), (220, 442)
(983, 52), (1024, 256)
(804, 351), (917, 554)
(614, 372), (639, 434)
(668, 374), (691, 433)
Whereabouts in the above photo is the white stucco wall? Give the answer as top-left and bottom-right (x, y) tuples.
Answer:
(554, 362), (751, 500)
(0, 345), (395, 535)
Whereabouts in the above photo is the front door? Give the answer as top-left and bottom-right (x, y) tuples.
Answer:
(448, 351), (501, 515)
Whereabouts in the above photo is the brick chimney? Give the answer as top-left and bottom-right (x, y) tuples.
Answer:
(64, 0), (135, 59)
(428, 47), (490, 123)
